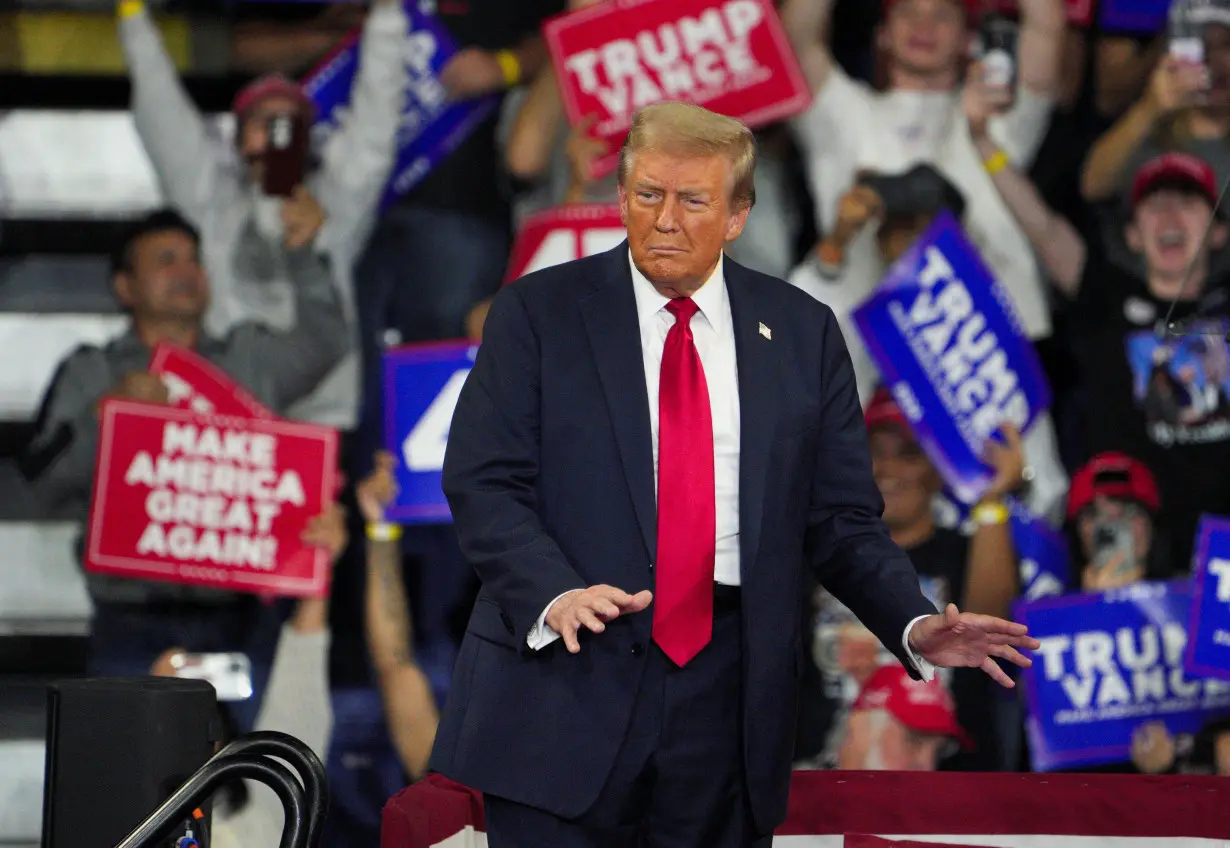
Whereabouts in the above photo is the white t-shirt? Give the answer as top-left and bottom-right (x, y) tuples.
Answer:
(793, 67), (1056, 339)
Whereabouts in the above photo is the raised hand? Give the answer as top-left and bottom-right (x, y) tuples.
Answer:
(962, 61), (1014, 140)
(1146, 54), (1208, 115)
(357, 450), (399, 525)
(908, 603), (1040, 687)
(546, 585), (654, 653)
(982, 424), (1026, 500)
(282, 185), (327, 250)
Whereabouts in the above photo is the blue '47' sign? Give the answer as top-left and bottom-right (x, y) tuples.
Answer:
(383, 341), (476, 523)
(853, 211), (1052, 505)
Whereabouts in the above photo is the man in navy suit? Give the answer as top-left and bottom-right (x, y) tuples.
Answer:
(432, 102), (1038, 846)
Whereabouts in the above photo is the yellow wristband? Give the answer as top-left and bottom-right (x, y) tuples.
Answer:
(495, 50), (522, 88)
(366, 522), (403, 543)
(118, 0), (144, 18)
(983, 150), (1010, 176)
(973, 501), (1010, 526)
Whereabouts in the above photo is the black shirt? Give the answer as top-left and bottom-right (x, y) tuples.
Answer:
(1067, 245), (1230, 572)
(398, 0), (565, 220)
(797, 529), (997, 770)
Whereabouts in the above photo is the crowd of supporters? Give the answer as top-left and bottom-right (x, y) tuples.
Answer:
(12, 0), (1230, 843)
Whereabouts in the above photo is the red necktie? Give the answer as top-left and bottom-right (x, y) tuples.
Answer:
(652, 297), (716, 667)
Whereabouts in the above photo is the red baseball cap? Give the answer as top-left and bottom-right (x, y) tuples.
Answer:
(1066, 452), (1161, 520)
(1130, 152), (1218, 210)
(865, 387), (911, 434)
(851, 665), (973, 748)
(232, 73), (316, 120)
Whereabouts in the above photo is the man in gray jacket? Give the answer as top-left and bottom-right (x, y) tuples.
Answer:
(20, 203), (347, 729)
(118, 0), (405, 430)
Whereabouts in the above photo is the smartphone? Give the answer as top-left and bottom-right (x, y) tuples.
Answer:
(1169, 0), (1208, 65)
(171, 652), (253, 702)
(977, 13), (1019, 95)
(262, 113), (309, 198)
(1091, 519), (1136, 580)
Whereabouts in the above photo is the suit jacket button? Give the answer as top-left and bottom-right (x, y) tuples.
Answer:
(630, 642), (645, 656)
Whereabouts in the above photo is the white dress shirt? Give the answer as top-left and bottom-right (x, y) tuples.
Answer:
(526, 252), (934, 681)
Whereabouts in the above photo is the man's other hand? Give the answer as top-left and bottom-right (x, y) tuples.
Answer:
(282, 186), (327, 250)
(301, 502), (349, 563)
(908, 603), (1040, 688)
(102, 371), (170, 412)
(546, 585), (653, 654)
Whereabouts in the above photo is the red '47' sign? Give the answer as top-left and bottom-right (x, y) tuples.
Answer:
(544, 0), (811, 177)
(86, 400), (338, 597)
(505, 203), (626, 283)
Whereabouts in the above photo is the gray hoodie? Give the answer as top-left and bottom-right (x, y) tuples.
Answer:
(22, 247), (348, 605)
(120, 2), (407, 429)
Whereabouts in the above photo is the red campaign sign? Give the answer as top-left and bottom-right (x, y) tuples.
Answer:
(505, 203), (626, 283)
(544, 0), (812, 178)
(86, 400), (339, 597)
(149, 342), (275, 419)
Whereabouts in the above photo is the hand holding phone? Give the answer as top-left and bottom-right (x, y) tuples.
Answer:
(263, 113), (309, 198)
(975, 13), (1019, 102)
(171, 652), (254, 702)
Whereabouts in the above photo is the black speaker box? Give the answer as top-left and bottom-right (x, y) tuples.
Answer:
(41, 676), (221, 848)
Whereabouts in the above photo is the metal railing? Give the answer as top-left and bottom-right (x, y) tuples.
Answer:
(112, 731), (328, 848)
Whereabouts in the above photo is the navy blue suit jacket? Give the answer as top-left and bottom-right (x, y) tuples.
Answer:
(430, 244), (936, 832)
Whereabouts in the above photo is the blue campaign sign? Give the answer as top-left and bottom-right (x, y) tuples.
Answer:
(1099, 0), (1171, 33)
(382, 340), (477, 524)
(1011, 503), (1071, 601)
(852, 211), (1052, 505)
(302, 0), (498, 208)
(1016, 580), (1230, 772)
(1186, 515), (1230, 681)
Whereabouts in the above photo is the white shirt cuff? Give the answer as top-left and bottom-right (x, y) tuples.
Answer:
(903, 614), (936, 682)
(526, 590), (583, 650)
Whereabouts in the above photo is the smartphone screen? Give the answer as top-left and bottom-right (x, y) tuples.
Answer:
(172, 652), (254, 702)
(1091, 519), (1136, 579)
(262, 114), (309, 198)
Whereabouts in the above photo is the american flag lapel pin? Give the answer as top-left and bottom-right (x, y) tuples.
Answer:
(758, 322), (772, 340)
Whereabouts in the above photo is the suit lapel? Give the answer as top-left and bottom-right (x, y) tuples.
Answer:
(725, 259), (780, 579)
(579, 244), (657, 561)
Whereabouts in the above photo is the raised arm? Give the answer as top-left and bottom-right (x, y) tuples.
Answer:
(962, 428), (1025, 620)
(504, 0), (604, 183)
(504, 64), (568, 183)
(314, 0), (407, 226)
(1016, 0), (1067, 97)
(1081, 55), (1205, 202)
(228, 189), (348, 410)
(804, 304), (937, 670)
(965, 65), (1087, 296)
(982, 0), (1064, 168)
(441, 286), (589, 649)
(780, 0), (837, 94)
(118, 0), (232, 223)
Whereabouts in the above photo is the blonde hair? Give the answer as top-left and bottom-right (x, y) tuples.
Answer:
(617, 102), (757, 209)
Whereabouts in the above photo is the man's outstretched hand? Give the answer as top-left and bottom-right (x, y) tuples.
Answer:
(908, 603), (1041, 688)
(546, 585), (654, 654)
